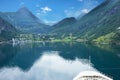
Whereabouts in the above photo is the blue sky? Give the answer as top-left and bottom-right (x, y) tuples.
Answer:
(0, 0), (104, 25)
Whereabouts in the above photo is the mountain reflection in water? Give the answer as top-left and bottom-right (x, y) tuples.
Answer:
(0, 42), (120, 80)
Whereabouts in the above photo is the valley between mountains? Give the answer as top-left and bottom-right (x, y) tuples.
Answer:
(0, 0), (120, 44)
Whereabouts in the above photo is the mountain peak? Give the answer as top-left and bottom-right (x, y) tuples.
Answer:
(16, 7), (39, 20)
(17, 7), (31, 14)
(51, 17), (77, 29)
(58, 17), (76, 24)
(18, 7), (29, 11)
(59, 17), (77, 24)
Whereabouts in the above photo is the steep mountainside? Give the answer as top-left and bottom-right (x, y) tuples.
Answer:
(74, 0), (120, 40)
(94, 29), (120, 44)
(50, 0), (120, 42)
(0, 7), (49, 34)
(50, 17), (77, 35)
(0, 17), (17, 41)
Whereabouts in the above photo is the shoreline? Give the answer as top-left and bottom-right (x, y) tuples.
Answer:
(0, 39), (120, 45)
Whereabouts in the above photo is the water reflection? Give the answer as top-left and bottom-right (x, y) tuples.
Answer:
(0, 42), (120, 80)
(0, 51), (95, 80)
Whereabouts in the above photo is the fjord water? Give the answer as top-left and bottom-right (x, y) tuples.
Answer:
(0, 42), (120, 80)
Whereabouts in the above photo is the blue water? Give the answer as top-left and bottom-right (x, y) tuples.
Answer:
(0, 42), (120, 80)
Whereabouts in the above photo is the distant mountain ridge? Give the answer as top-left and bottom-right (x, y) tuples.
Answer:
(0, 0), (120, 43)
(0, 7), (49, 34)
(50, 0), (120, 43)
(50, 17), (77, 34)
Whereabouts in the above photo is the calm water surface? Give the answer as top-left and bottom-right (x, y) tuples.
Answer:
(0, 42), (120, 80)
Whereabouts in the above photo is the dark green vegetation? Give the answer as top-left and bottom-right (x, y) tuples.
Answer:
(16, 33), (75, 42)
(93, 29), (120, 44)
(50, 0), (120, 44)
(0, 0), (120, 44)
(0, 7), (49, 34)
(50, 17), (77, 34)
(0, 17), (17, 41)
(0, 7), (49, 42)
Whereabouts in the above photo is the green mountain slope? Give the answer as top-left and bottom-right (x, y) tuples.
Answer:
(0, 17), (17, 41)
(50, 17), (77, 35)
(74, 0), (120, 40)
(50, 0), (120, 43)
(94, 29), (120, 44)
(0, 7), (49, 34)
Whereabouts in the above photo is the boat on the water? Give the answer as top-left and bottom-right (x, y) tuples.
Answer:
(73, 70), (113, 80)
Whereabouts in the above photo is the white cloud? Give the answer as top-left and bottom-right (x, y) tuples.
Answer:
(81, 9), (90, 13)
(64, 8), (90, 18)
(41, 6), (52, 13)
(35, 6), (52, 17)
